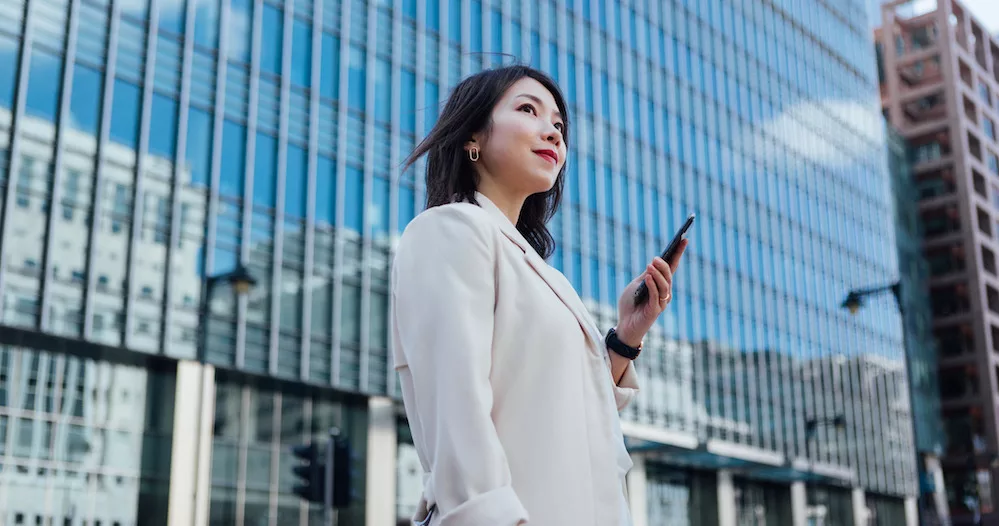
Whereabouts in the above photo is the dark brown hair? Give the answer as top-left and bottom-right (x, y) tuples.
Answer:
(403, 65), (569, 260)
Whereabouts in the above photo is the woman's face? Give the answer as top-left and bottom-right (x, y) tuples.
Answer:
(470, 77), (567, 196)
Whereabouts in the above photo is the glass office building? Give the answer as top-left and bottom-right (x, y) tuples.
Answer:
(0, 0), (917, 524)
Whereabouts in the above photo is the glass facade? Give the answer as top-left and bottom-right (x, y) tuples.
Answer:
(208, 373), (369, 526)
(887, 125), (945, 471)
(0, 346), (175, 526)
(0, 0), (915, 523)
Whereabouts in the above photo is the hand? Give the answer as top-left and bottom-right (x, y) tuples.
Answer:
(614, 240), (688, 347)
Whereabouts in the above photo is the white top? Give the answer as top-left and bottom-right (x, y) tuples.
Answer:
(391, 192), (639, 526)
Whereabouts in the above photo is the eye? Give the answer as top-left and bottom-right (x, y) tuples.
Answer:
(554, 122), (564, 132)
(518, 103), (537, 115)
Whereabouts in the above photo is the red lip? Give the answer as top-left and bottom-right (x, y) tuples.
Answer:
(534, 149), (558, 164)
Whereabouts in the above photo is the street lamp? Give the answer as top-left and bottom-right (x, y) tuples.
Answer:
(841, 282), (901, 315)
(189, 265), (257, 525)
(842, 281), (938, 524)
(197, 265), (257, 362)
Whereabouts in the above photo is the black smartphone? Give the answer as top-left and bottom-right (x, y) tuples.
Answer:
(633, 213), (695, 306)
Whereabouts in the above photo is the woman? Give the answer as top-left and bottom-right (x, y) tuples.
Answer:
(391, 65), (687, 526)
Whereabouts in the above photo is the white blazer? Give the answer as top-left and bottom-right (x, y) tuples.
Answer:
(391, 192), (639, 526)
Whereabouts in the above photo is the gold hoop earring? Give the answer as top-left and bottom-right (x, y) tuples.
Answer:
(469, 147), (480, 162)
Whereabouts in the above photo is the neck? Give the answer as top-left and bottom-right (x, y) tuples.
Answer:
(476, 179), (527, 225)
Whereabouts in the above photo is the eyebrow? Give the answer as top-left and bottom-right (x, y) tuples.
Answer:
(516, 93), (563, 120)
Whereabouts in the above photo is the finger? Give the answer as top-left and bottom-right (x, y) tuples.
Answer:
(643, 269), (660, 304)
(653, 256), (673, 285)
(650, 263), (670, 302)
(668, 239), (689, 271)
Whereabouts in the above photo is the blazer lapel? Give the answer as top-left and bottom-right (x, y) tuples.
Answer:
(474, 193), (606, 353)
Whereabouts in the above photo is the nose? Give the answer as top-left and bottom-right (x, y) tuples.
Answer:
(544, 125), (562, 146)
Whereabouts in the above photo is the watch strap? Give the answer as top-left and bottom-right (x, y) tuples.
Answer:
(605, 327), (642, 360)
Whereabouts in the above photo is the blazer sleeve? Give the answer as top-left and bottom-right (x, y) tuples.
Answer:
(610, 357), (640, 411)
(392, 205), (530, 526)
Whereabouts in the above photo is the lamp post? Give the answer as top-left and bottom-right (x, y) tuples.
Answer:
(804, 414), (846, 525)
(842, 281), (938, 525)
(197, 265), (257, 362)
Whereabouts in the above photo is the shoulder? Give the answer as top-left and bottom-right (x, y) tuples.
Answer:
(392, 202), (499, 292)
(397, 202), (496, 252)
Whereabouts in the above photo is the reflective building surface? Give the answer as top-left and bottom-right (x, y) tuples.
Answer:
(877, 0), (999, 524)
(0, 0), (917, 524)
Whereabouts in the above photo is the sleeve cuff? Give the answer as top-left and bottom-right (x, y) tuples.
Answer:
(612, 358), (640, 411)
(438, 485), (529, 526)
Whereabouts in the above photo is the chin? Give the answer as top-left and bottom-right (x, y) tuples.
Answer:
(530, 170), (559, 193)
(525, 178), (556, 196)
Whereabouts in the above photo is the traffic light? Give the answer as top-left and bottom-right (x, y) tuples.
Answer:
(331, 435), (354, 508)
(290, 442), (325, 503)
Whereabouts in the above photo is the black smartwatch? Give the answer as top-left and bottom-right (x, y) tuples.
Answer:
(605, 327), (642, 360)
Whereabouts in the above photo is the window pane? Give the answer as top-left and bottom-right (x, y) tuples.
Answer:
(375, 57), (390, 123)
(490, 9), (501, 53)
(254, 133), (277, 208)
(448, 0), (460, 42)
(470, 0), (481, 52)
(261, 5), (282, 75)
(398, 185), (415, 232)
(400, 69), (415, 133)
(0, 35), (18, 108)
(345, 166), (363, 232)
(285, 144), (306, 218)
(369, 291), (388, 349)
(69, 63), (103, 134)
(220, 120), (247, 198)
(530, 31), (540, 68)
(159, 0), (186, 34)
(371, 176), (389, 236)
(348, 45), (365, 111)
(424, 80), (438, 134)
(111, 78), (141, 148)
(316, 155), (335, 225)
(194, 0), (220, 48)
(26, 50), (62, 122)
(291, 19), (311, 87)
(311, 283), (332, 337)
(320, 33), (339, 100)
(511, 22), (521, 59)
(149, 94), (178, 159)
(280, 270), (302, 332)
(341, 282), (360, 344)
(186, 107), (213, 187)
(228, 0), (253, 63)
(426, 0), (439, 31)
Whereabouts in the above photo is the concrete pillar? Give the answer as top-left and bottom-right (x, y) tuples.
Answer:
(718, 470), (737, 526)
(166, 361), (216, 526)
(852, 487), (867, 526)
(905, 497), (919, 526)
(791, 481), (808, 526)
(365, 396), (398, 526)
(626, 452), (648, 526)
(925, 454), (952, 526)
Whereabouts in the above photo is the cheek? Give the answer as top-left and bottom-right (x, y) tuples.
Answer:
(485, 133), (515, 157)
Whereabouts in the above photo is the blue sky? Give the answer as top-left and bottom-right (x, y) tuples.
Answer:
(868, 0), (999, 34)
(963, 0), (999, 34)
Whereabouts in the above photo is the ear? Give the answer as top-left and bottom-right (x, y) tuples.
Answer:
(464, 137), (479, 153)
(464, 128), (488, 153)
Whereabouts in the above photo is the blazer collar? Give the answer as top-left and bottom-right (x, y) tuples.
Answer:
(473, 192), (605, 353)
